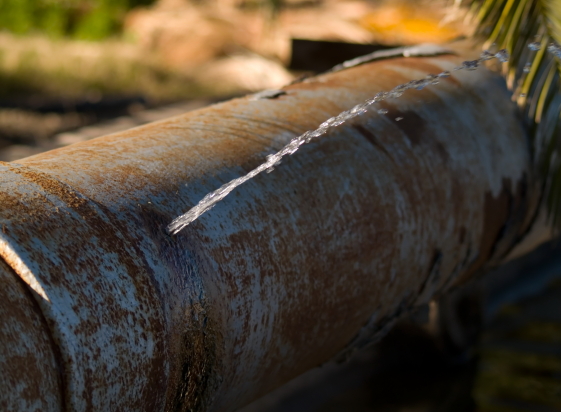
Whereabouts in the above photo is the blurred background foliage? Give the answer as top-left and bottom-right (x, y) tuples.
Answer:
(0, 0), (294, 40)
(0, 0), (156, 40)
(466, 0), (561, 228)
(0, 0), (462, 100)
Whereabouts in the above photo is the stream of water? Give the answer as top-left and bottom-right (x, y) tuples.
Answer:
(166, 46), (557, 235)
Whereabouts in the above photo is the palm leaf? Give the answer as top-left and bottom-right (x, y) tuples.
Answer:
(464, 0), (561, 228)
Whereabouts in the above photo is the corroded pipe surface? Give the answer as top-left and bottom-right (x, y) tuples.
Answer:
(0, 55), (535, 411)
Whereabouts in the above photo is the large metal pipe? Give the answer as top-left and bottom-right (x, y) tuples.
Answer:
(0, 54), (536, 411)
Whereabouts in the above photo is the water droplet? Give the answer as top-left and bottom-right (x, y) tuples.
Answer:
(390, 85), (407, 98)
(374, 92), (389, 101)
(378, 109), (388, 115)
(426, 74), (440, 85)
(351, 105), (368, 115)
(395, 117), (403, 121)
(480, 50), (494, 61)
(523, 62), (531, 73)
(266, 154), (282, 168)
(547, 42), (561, 58)
(528, 41), (541, 51)
(302, 134), (316, 145)
(495, 49), (510, 63)
(410, 79), (428, 90)
(462, 60), (479, 70)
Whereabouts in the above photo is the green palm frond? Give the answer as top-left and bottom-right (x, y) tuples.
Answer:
(464, 0), (561, 228)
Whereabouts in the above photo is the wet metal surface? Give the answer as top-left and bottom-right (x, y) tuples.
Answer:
(0, 55), (538, 411)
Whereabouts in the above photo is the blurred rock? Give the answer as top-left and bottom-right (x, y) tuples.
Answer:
(124, 0), (467, 73)
(278, 0), (375, 44)
(194, 54), (294, 94)
(125, 1), (264, 69)
(123, 0), (377, 70)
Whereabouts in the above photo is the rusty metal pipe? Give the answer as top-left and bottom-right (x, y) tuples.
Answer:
(0, 54), (536, 411)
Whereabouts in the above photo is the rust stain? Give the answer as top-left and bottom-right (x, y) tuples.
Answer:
(0, 166), (170, 411)
(459, 226), (466, 244)
(393, 57), (462, 87)
(8, 165), (89, 210)
(134, 206), (220, 411)
(0, 258), (63, 411)
(378, 102), (427, 146)
(393, 58), (444, 75)
(353, 124), (395, 163)
(286, 63), (411, 94)
(479, 180), (515, 260)
(0, 51), (532, 411)
(433, 140), (450, 164)
(456, 177), (530, 285)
